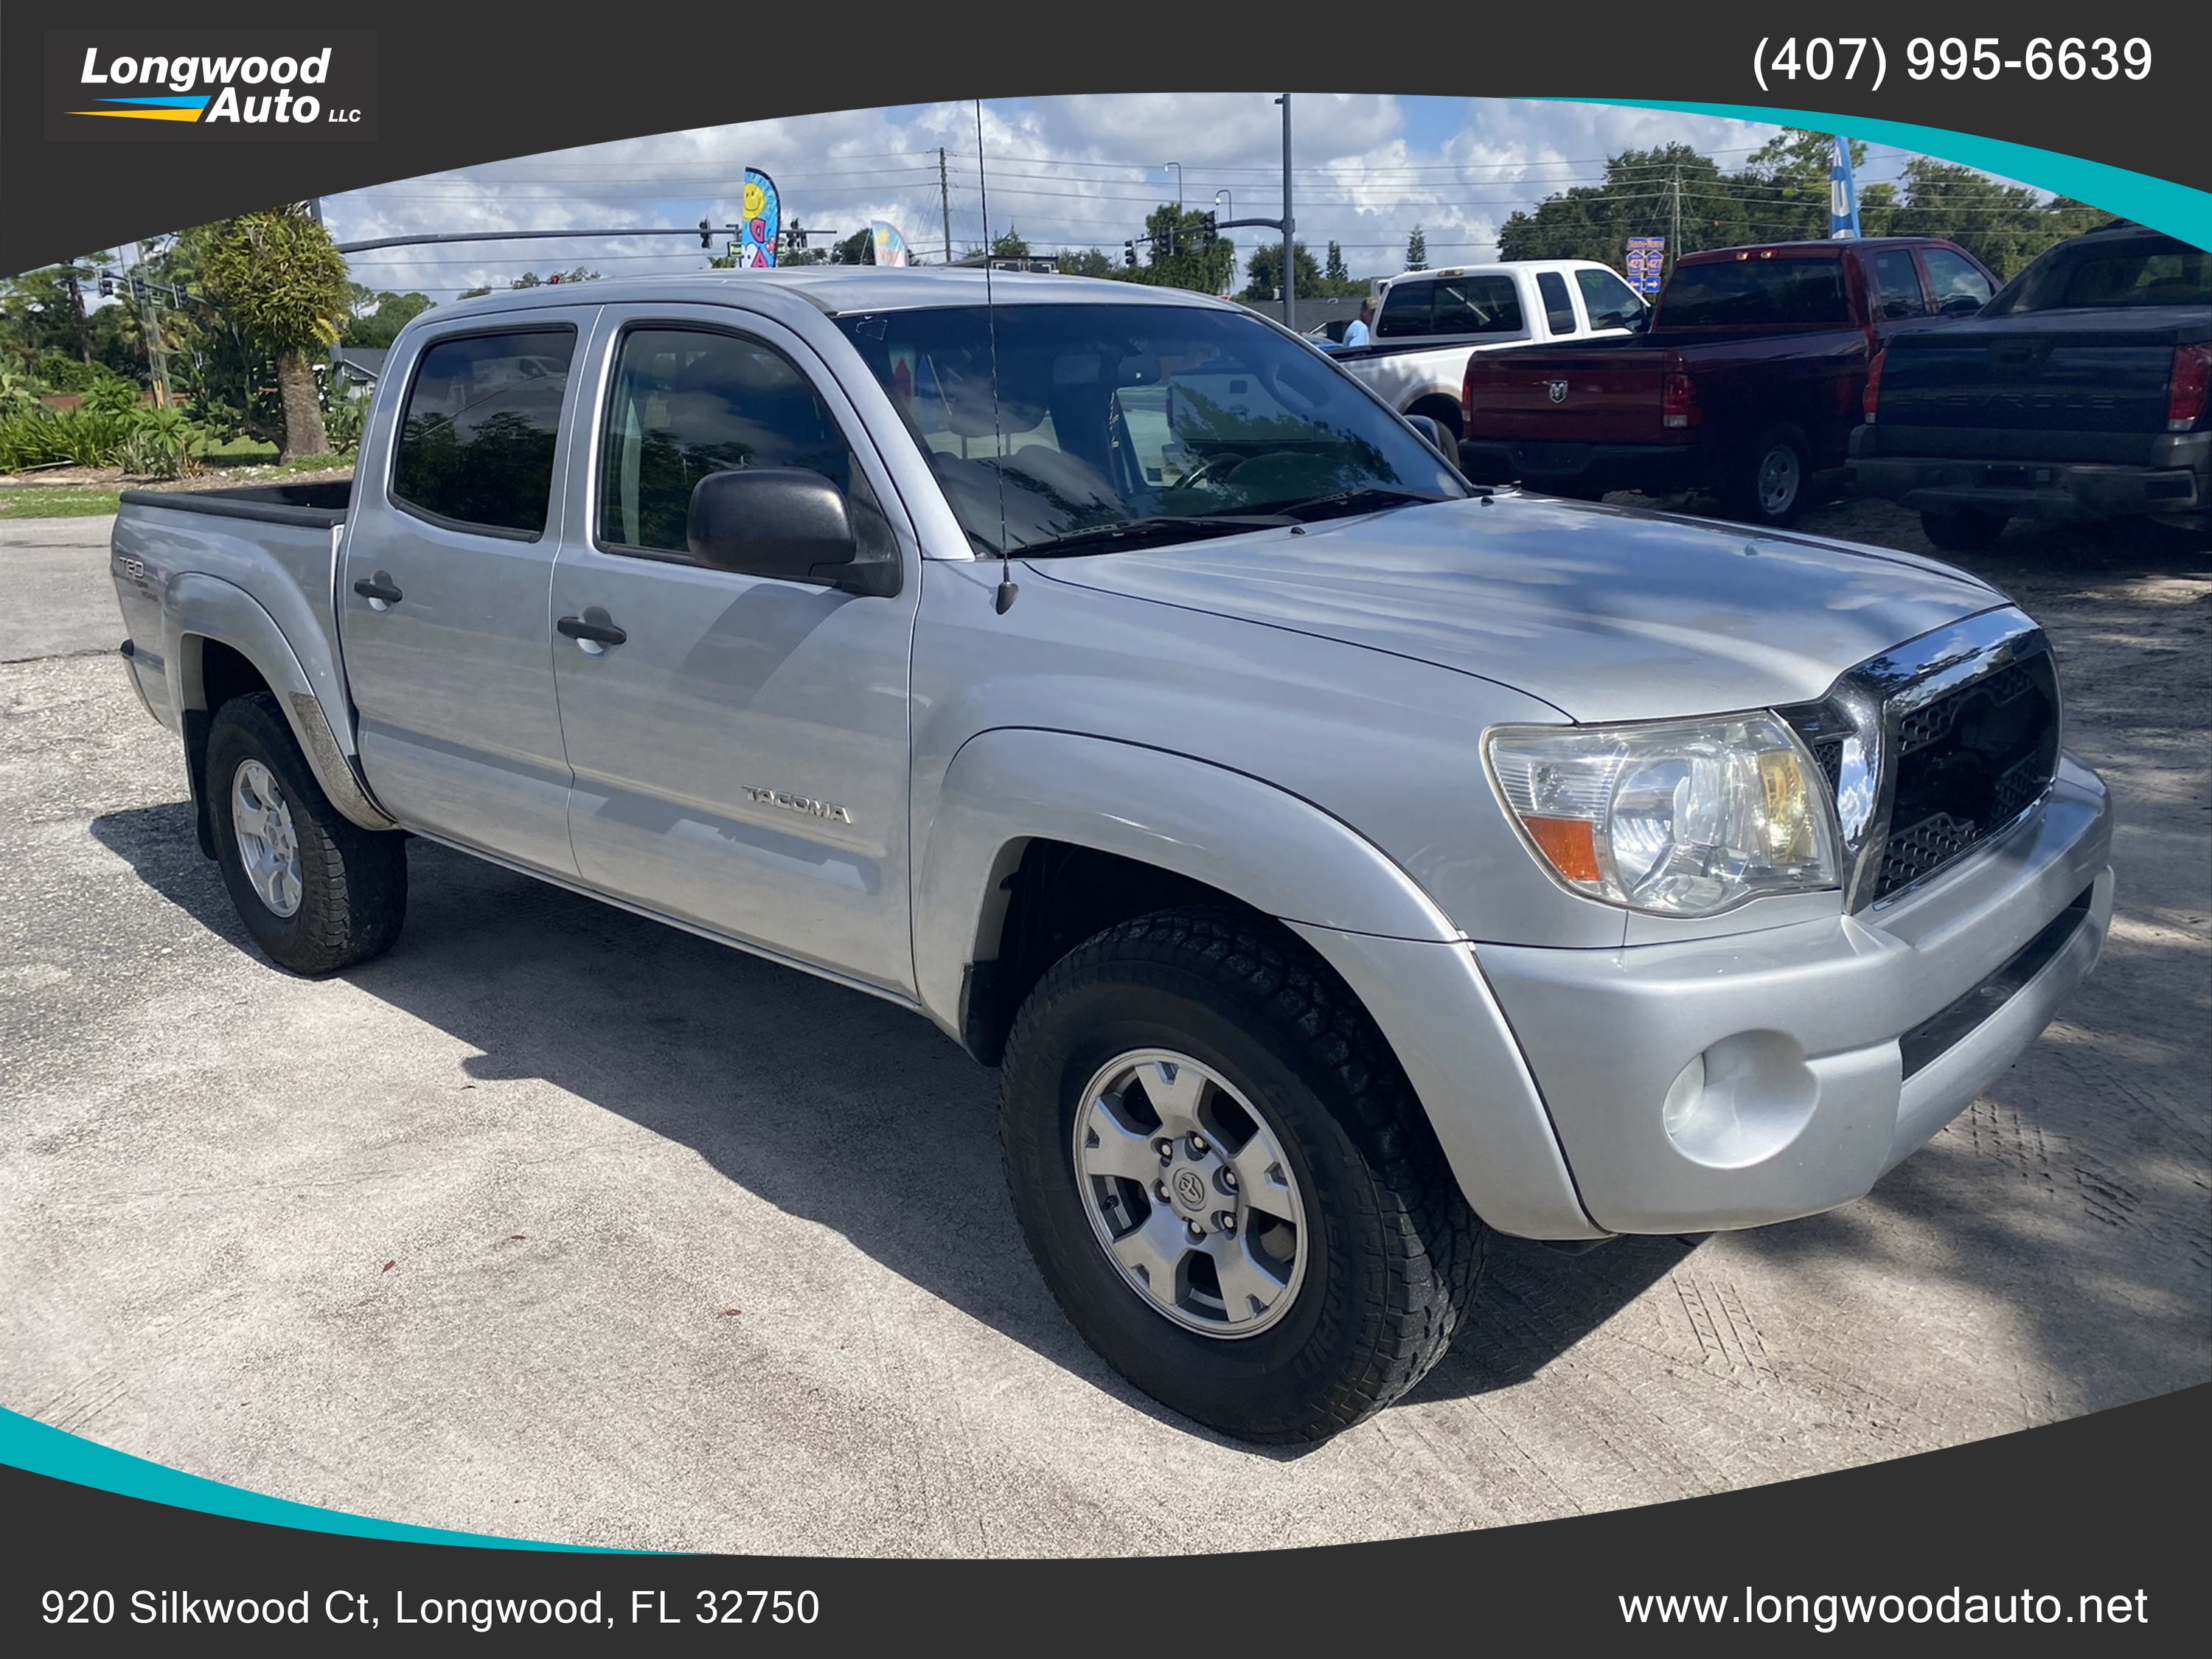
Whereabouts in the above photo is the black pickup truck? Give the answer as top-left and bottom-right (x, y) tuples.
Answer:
(1850, 221), (2211, 549)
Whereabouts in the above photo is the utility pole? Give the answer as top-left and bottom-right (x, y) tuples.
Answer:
(1276, 95), (1295, 330)
(1670, 167), (1683, 279)
(939, 147), (953, 266)
(131, 240), (172, 408)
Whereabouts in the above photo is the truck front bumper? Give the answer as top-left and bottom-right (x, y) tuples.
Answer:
(1474, 754), (2112, 1235)
(1849, 429), (2210, 521)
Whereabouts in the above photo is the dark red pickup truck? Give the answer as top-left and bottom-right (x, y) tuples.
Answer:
(1458, 237), (1997, 525)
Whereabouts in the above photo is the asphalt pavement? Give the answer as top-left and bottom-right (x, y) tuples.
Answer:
(1, 506), (2204, 1554)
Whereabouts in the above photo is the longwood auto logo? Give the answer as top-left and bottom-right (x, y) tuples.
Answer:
(46, 32), (378, 141)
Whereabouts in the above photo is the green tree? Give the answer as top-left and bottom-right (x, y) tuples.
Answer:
(830, 229), (874, 265)
(342, 288), (434, 348)
(1241, 240), (1324, 302)
(1405, 226), (1429, 271)
(195, 206), (352, 459)
(990, 229), (1032, 260)
(1324, 241), (1349, 285)
(1887, 159), (2105, 278)
(1133, 205), (1235, 296)
(1056, 248), (1116, 279)
(507, 268), (598, 289)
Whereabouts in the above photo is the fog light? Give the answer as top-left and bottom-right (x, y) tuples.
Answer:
(1661, 1053), (1708, 1142)
(1658, 1033), (1819, 1169)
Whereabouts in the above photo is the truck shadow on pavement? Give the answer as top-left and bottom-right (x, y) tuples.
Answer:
(91, 804), (1687, 1453)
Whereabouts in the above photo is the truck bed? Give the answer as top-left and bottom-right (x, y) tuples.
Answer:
(117, 477), (353, 528)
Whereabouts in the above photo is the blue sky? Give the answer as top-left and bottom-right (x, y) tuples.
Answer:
(317, 94), (1947, 299)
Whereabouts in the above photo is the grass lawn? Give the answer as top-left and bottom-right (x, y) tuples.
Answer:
(0, 486), (124, 519)
(0, 453), (353, 520)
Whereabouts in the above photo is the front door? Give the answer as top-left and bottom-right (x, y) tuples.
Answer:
(339, 316), (589, 875)
(547, 308), (921, 996)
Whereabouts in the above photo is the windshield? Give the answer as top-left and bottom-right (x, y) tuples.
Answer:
(1986, 234), (2211, 315)
(833, 302), (1466, 555)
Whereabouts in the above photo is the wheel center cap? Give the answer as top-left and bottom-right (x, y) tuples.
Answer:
(1170, 1165), (1209, 1215)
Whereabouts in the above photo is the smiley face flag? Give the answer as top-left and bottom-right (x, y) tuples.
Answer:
(740, 169), (781, 268)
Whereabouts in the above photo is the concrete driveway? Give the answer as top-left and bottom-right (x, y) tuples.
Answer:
(1, 507), (2205, 1555)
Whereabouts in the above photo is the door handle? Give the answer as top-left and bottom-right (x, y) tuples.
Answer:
(352, 574), (403, 606)
(557, 613), (627, 647)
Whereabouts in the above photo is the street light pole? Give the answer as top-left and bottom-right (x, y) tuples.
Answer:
(1275, 95), (1295, 330)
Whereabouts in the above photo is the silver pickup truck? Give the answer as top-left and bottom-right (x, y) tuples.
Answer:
(110, 269), (2112, 1444)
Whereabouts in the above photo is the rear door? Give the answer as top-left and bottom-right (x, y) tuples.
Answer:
(339, 312), (591, 875)
(545, 305), (922, 996)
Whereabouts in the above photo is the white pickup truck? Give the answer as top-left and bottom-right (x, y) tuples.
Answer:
(1331, 260), (1650, 439)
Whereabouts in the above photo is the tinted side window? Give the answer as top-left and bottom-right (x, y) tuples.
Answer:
(1536, 271), (1577, 335)
(1575, 267), (1642, 329)
(599, 327), (855, 556)
(1921, 248), (1994, 315)
(1432, 276), (1524, 336)
(1375, 282), (1431, 338)
(1870, 249), (1928, 319)
(1661, 260), (1849, 327)
(392, 328), (575, 537)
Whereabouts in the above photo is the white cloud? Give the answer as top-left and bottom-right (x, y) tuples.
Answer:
(321, 94), (1809, 298)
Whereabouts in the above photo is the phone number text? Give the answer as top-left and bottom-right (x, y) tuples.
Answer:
(1753, 37), (2152, 94)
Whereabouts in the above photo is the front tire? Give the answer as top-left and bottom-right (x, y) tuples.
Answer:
(999, 909), (1485, 1443)
(206, 692), (407, 975)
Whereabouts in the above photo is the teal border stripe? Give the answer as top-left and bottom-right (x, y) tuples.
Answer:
(1556, 98), (2211, 251)
(0, 1408), (622, 1551)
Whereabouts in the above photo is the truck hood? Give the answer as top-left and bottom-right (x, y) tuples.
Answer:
(1024, 493), (2003, 723)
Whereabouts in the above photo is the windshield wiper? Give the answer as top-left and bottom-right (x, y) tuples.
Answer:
(1275, 486), (1453, 523)
(1007, 513), (1299, 559)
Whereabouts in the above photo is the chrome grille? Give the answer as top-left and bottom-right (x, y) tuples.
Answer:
(1782, 611), (2062, 911)
(1876, 647), (2059, 901)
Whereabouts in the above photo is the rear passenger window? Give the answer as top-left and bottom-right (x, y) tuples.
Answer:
(1432, 276), (1524, 336)
(1870, 249), (1928, 319)
(1375, 283), (1431, 338)
(392, 328), (576, 538)
(1536, 271), (1578, 335)
(599, 327), (856, 557)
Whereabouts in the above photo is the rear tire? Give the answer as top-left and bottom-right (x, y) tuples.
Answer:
(1919, 506), (2009, 552)
(999, 908), (1485, 1443)
(1723, 422), (1811, 526)
(206, 692), (407, 975)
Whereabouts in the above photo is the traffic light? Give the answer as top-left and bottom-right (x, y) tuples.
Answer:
(97, 275), (116, 298)
(1202, 212), (1218, 248)
(700, 217), (714, 249)
(1123, 241), (1137, 268)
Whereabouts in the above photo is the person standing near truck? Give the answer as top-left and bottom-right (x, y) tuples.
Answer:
(1342, 296), (1375, 347)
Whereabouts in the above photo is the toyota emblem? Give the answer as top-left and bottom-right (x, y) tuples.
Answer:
(1546, 380), (1570, 404)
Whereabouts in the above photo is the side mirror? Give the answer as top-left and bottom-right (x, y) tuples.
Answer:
(686, 467), (900, 597)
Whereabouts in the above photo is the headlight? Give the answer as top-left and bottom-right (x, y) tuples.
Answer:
(1485, 714), (1839, 917)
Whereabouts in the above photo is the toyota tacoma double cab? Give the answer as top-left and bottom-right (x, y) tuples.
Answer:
(1459, 237), (1997, 524)
(110, 270), (2111, 1443)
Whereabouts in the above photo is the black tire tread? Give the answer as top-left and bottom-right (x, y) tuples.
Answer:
(206, 692), (406, 975)
(1001, 907), (1485, 1442)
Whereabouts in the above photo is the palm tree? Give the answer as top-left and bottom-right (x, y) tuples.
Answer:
(195, 206), (350, 459)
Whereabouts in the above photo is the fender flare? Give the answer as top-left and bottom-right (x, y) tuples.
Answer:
(912, 727), (1460, 1030)
(164, 574), (395, 835)
(912, 728), (1599, 1239)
